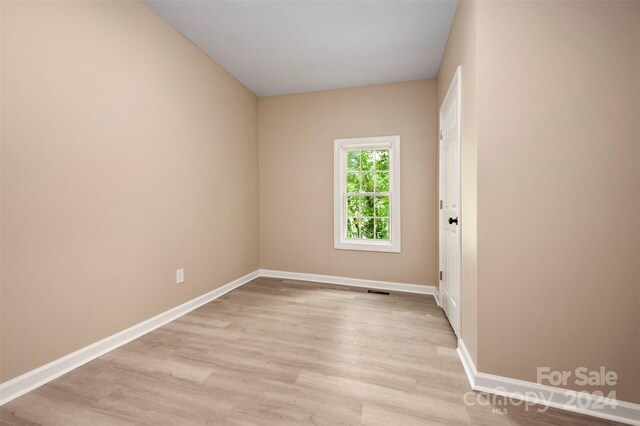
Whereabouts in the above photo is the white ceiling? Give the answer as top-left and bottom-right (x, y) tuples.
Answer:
(144, 1), (458, 97)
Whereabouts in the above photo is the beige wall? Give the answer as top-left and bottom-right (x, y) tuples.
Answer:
(258, 81), (438, 285)
(474, 1), (639, 402)
(0, 1), (259, 381)
(3, 0), (638, 406)
(436, 0), (478, 365)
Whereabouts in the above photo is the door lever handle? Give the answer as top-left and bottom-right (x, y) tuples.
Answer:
(449, 217), (458, 225)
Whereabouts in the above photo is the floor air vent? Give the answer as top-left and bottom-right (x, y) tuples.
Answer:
(367, 289), (390, 295)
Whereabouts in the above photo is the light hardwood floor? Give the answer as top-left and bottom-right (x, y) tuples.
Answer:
(1, 277), (620, 425)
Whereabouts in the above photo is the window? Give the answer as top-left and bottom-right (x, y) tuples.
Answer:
(334, 136), (400, 252)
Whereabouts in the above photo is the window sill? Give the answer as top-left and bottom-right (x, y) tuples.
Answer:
(334, 239), (401, 253)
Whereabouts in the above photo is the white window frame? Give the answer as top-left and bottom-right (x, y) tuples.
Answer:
(333, 135), (401, 253)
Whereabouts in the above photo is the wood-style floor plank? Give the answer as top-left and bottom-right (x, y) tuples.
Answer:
(0, 277), (621, 425)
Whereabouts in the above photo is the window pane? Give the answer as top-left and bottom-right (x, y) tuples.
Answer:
(375, 172), (389, 192)
(375, 196), (389, 217)
(361, 196), (374, 216)
(346, 217), (359, 239)
(375, 218), (390, 240)
(336, 138), (399, 251)
(361, 150), (375, 171)
(362, 172), (374, 192)
(360, 218), (374, 239)
(346, 172), (360, 193)
(347, 196), (360, 216)
(375, 150), (389, 171)
(347, 151), (360, 170)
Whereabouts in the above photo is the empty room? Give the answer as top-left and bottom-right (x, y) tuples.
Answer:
(1, 0), (638, 425)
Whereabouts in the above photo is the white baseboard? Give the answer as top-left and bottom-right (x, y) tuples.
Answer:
(457, 339), (640, 426)
(457, 337), (477, 387)
(0, 268), (434, 407)
(0, 270), (260, 406)
(259, 269), (437, 296)
(12, 270), (633, 425)
(433, 285), (441, 307)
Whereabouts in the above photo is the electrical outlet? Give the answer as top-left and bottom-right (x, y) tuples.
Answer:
(176, 268), (184, 284)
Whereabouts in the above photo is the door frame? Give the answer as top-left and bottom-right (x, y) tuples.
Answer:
(438, 65), (462, 336)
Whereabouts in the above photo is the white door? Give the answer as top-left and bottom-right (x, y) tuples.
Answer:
(439, 66), (461, 336)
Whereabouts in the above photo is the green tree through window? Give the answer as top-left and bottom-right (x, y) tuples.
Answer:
(345, 149), (390, 240)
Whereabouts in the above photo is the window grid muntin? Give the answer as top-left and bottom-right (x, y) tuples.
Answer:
(344, 148), (391, 241)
